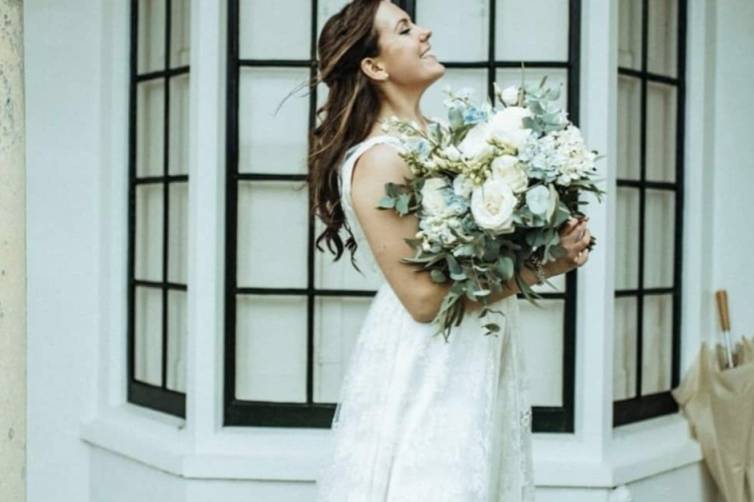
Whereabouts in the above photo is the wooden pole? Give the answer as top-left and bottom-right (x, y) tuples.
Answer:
(0, 0), (27, 499)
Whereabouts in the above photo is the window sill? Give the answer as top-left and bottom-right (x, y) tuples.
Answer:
(608, 412), (704, 486)
(79, 403), (189, 475)
(531, 413), (702, 487)
(80, 405), (703, 486)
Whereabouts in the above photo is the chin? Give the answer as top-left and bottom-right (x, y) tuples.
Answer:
(427, 63), (446, 83)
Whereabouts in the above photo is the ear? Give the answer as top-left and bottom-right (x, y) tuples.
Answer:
(360, 56), (389, 82)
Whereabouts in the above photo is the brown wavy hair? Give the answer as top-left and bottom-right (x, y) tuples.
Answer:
(307, 0), (384, 270)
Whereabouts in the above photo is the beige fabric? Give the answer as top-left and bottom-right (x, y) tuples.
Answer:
(672, 336), (754, 502)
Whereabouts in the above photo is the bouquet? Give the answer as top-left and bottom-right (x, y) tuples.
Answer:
(377, 74), (606, 342)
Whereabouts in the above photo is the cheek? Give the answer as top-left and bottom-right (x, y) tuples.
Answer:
(382, 41), (443, 83)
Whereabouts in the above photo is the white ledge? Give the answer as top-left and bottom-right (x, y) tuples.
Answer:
(608, 413), (704, 485)
(80, 405), (703, 486)
(531, 415), (703, 487)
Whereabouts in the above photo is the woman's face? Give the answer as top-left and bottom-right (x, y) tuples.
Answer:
(368, 0), (445, 88)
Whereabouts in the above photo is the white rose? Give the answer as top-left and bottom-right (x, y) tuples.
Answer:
(525, 184), (558, 222)
(452, 174), (474, 199)
(421, 177), (449, 215)
(457, 122), (495, 159)
(470, 178), (518, 234)
(490, 155), (528, 193)
(487, 107), (533, 150)
(501, 85), (520, 106)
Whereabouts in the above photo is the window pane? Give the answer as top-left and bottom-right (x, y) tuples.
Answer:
(647, 0), (678, 77)
(641, 294), (673, 394)
(166, 290), (187, 392)
(134, 286), (163, 386)
(424, 69), (487, 122)
(646, 81), (677, 183)
(314, 219), (383, 291)
(168, 74), (190, 175)
(313, 296), (372, 402)
(235, 295), (308, 402)
(519, 299), (563, 407)
(614, 296), (638, 400)
(618, 0), (643, 70)
(416, 0), (488, 61)
(240, 0), (310, 60)
(617, 75), (641, 180)
(615, 187), (639, 290)
(136, 79), (165, 177)
(496, 68), (568, 115)
(239, 67), (309, 175)
(170, 0), (191, 68)
(237, 181), (309, 288)
(643, 189), (675, 289)
(168, 182), (188, 284)
(135, 184), (164, 281)
(137, 0), (165, 74)
(496, 0), (569, 61)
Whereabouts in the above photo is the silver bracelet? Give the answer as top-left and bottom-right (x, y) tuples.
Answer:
(527, 256), (546, 285)
(533, 262), (546, 285)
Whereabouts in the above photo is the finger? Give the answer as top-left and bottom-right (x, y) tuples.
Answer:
(580, 228), (592, 247)
(567, 222), (589, 245)
(560, 217), (578, 234)
(576, 248), (590, 266)
(574, 230), (591, 251)
(569, 219), (588, 234)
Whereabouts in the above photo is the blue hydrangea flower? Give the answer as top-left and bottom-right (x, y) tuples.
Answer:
(463, 106), (486, 125)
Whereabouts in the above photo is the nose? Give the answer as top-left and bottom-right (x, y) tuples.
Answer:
(419, 25), (432, 40)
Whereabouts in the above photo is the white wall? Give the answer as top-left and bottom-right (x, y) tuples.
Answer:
(22, 0), (752, 501)
(710, 0), (754, 342)
(24, 1), (104, 501)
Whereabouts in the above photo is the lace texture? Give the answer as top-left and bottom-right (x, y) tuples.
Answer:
(315, 135), (535, 501)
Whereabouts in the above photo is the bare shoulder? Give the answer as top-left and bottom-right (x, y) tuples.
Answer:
(352, 142), (412, 187)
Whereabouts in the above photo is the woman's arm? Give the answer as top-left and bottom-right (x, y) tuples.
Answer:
(350, 143), (446, 322)
(350, 143), (592, 323)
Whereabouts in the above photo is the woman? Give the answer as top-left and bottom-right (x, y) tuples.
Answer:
(308, 1), (592, 500)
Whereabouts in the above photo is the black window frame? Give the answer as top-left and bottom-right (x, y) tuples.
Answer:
(127, 0), (190, 418)
(224, 0), (582, 433)
(613, 0), (687, 427)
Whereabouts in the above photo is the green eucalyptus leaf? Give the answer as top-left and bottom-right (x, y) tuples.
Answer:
(450, 270), (468, 281)
(495, 256), (514, 280)
(453, 243), (476, 257)
(430, 269), (447, 283)
(396, 193), (410, 215)
(377, 196), (395, 209)
(446, 254), (462, 276)
(483, 238), (500, 261)
(385, 182), (399, 198)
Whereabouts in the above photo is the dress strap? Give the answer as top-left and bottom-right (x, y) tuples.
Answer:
(337, 134), (405, 278)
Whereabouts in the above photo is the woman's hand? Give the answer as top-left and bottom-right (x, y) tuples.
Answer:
(544, 216), (592, 278)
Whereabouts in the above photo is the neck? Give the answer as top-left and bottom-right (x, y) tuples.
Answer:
(374, 89), (428, 135)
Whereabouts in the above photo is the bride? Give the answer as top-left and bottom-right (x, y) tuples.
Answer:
(308, 1), (592, 500)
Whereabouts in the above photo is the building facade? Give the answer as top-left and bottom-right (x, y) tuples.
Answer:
(17, 0), (754, 501)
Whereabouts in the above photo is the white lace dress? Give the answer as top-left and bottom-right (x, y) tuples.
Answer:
(315, 134), (535, 502)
